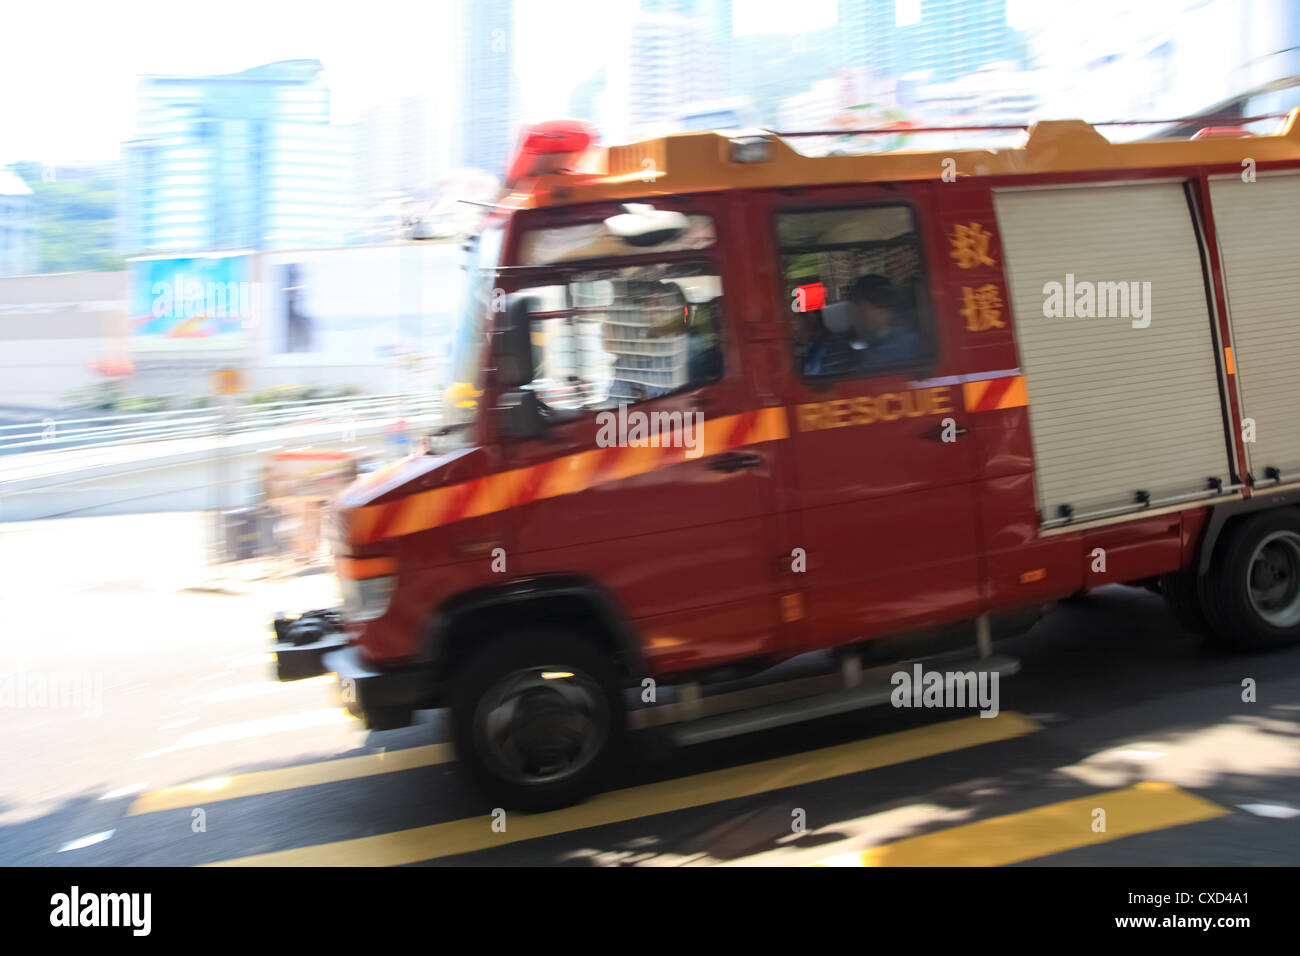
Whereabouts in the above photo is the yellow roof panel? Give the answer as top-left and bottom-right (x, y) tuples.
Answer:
(522, 110), (1300, 208)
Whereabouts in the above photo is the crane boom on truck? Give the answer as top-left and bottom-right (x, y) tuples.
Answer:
(273, 111), (1300, 809)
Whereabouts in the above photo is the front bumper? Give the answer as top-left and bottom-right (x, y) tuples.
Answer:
(272, 609), (349, 681)
(271, 609), (435, 731)
(323, 646), (437, 730)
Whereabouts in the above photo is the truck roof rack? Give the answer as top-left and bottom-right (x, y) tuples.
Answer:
(771, 112), (1291, 138)
(504, 109), (1300, 210)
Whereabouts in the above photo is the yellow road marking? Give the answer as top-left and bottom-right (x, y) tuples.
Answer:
(206, 712), (1039, 866)
(129, 744), (455, 815)
(814, 781), (1228, 866)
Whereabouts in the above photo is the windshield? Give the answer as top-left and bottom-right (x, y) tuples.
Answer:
(515, 260), (724, 412)
(440, 223), (505, 443)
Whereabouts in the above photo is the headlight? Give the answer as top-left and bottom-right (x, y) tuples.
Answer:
(340, 574), (396, 623)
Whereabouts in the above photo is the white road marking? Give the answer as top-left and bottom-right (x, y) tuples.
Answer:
(199, 671), (234, 681)
(158, 717), (199, 730)
(1238, 802), (1300, 819)
(184, 674), (333, 704)
(1110, 749), (1166, 760)
(58, 830), (115, 852)
(100, 782), (151, 801)
(226, 653), (275, 669)
(136, 708), (352, 759)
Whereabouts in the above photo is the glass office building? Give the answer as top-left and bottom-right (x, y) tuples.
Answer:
(120, 59), (356, 254)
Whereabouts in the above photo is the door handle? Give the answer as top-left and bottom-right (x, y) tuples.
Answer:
(708, 451), (762, 472)
(921, 423), (968, 441)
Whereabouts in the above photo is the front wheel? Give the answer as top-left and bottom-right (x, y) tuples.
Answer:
(450, 628), (625, 811)
(1200, 510), (1300, 651)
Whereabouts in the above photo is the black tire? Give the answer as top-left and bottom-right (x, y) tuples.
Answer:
(450, 627), (625, 811)
(1199, 509), (1300, 651)
(1160, 569), (1209, 634)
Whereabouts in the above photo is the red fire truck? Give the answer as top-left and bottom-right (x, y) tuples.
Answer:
(274, 114), (1300, 809)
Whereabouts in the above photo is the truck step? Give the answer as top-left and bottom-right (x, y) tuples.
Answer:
(670, 654), (1020, 746)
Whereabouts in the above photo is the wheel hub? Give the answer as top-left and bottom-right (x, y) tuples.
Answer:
(475, 668), (608, 786)
(1247, 531), (1300, 628)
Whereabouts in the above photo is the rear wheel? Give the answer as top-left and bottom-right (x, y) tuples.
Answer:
(1200, 510), (1300, 651)
(450, 628), (625, 811)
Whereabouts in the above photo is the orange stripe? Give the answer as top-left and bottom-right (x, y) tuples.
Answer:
(365, 498), (406, 543)
(1224, 346), (1235, 375)
(336, 556), (398, 579)
(540, 449), (601, 499)
(964, 375), (1028, 412)
(348, 506), (382, 545)
(348, 407), (796, 546)
(385, 488), (443, 540)
(963, 379), (992, 412)
(752, 406), (791, 443)
(440, 476), (486, 526)
(997, 376), (1028, 409)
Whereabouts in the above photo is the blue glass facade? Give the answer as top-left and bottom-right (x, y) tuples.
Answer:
(120, 59), (356, 254)
(458, 0), (518, 178)
(836, 0), (1019, 83)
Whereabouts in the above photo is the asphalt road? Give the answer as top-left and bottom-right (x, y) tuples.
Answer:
(2, 513), (1298, 867)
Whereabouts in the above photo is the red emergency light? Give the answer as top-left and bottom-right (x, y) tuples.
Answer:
(794, 281), (826, 312)
(505, 120), (595, 188)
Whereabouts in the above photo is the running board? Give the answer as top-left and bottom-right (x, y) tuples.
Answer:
(670, 654), (1020, 746)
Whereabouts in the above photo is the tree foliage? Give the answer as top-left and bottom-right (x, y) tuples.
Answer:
(11, 163), (124, 273)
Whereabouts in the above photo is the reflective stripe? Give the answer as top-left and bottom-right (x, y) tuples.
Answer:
(350, 406), (790, 545)
(336, 557), (398, 580)
(963, 375), (1028, 412)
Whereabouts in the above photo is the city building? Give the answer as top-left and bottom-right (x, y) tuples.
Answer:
(1026, 0), (1300, 138)
(456, 0), (519, 177)
(598, 0), (731, 141)
(0, 169), (37, 277)
(358, 95), (451, 242)
(836, 0), (1023, 85)
(908, 62), (1042, 131)
(729, 26), (839, 130)
(119, 59), (357, 255)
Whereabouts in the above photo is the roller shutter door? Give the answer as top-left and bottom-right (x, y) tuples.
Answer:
(1208, 174), (1300, 483)
(993, 182), (1230, 525)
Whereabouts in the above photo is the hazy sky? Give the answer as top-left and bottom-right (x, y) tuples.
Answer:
(1, 0), (1044, 164)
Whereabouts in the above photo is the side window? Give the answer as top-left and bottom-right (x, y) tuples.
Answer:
(516, 261), (724, 411)
(777, 205), (934, 380)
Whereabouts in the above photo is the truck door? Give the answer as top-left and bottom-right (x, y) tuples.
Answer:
(498, 195), (781, 675)
(746, 184), (983, 653)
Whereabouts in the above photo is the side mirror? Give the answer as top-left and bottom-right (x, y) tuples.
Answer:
(494, 389), (545, 441)
(492, 296), (537, 389)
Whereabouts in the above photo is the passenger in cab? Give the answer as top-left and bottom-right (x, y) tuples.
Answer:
(802, 273), (923, 376)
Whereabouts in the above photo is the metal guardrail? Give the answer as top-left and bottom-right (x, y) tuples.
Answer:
(0, 393), (444, 456)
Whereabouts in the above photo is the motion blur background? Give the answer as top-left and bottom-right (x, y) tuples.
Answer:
(1, 0), (1298, 530)
(3, 0), (1300, 871)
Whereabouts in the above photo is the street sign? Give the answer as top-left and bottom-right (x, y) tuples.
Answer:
(212, 368), (243, 395)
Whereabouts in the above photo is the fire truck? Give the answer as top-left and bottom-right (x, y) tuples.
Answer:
(274, 113), (1300, 809)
